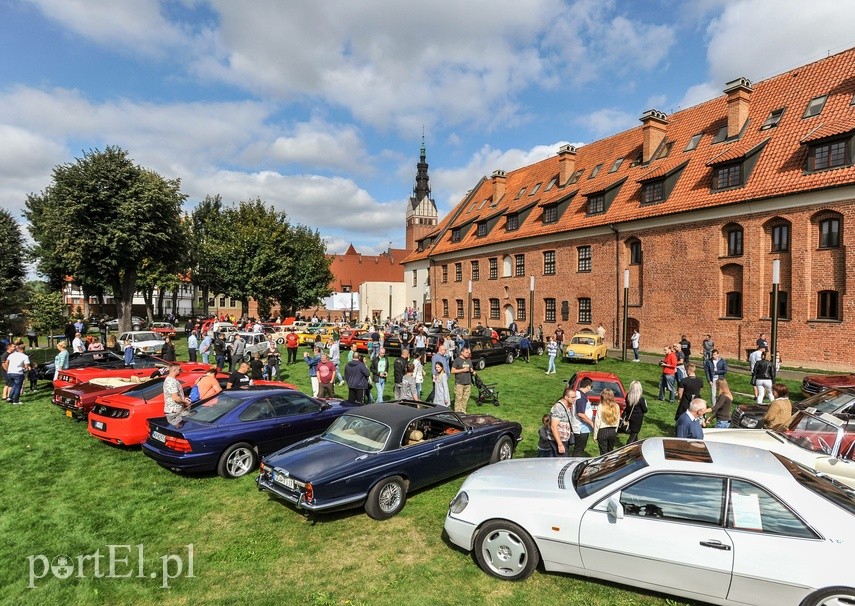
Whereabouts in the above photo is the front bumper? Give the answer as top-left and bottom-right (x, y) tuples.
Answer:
(444, 514), (477, 551)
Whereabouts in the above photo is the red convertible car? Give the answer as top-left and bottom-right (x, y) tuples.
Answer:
(566, 370), (627, 416)
(88, 374), (297, 447)
(53, 374), (171, 421)
(53, 359), (208, 390)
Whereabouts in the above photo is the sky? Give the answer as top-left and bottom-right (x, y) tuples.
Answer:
(2, 0), (855, 266)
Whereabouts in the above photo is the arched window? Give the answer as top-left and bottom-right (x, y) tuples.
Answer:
(765, 218), (791, 253)
(722, 223), (743, 257)
(502, 255), (513, 278)
(813, 211), (843, 249)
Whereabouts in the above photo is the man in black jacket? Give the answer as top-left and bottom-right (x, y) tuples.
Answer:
(393, 348), (410, 399)
(344, 354), (370, 404)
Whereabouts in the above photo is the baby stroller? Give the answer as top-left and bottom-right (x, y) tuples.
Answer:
(473, 372), (500, 406)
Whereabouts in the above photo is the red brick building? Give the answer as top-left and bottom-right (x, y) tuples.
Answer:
(403, 47), (855, 369)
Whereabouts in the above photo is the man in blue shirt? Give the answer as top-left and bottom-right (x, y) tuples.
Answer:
(676, 399), (709, 439)
(187, 331), (198, 362)
(303, 347), (321, 397)
(199, 333), (212, 365)
(571, 377), (595, 457)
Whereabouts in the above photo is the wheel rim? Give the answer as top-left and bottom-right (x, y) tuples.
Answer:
(481, 529), (529, 577)
(226, 447), (254, 477)
(378, 481), (402, 513)
(815, 593), (855, 606)
(498, 440), (513, 460)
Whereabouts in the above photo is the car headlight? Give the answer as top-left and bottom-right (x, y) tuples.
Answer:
(449, 491), (469, 514)
(742, 418), (758, 428)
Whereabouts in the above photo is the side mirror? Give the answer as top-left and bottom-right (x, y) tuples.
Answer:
(607, 495), (624, 520)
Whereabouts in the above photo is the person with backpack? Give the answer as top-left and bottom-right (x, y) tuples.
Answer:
(191, 367), (221, 403)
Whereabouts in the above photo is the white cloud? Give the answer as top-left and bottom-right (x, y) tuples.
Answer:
(268, 118), (371, 173)
(574, 109), (637, 139)
(678, 0), (855, 109)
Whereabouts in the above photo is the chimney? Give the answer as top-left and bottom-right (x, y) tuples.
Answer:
(640, 109), (668, 163)
(557, 144), (577, 184)
(724, 77), (753, 138)
(491, 169), (506, 201)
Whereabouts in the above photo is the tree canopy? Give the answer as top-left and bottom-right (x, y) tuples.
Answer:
(0, 209), (27, 330)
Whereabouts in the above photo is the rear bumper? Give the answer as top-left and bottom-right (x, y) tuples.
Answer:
(256, 477), (365, 513)
(142, 442), (217, 473)
(88, 417), (148, 446)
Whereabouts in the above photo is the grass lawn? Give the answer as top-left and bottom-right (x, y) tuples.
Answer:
(0, 342), (805, 606)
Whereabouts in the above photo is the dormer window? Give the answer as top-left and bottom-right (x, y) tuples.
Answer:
(529, 182), (542, 195)
(543, 205), (558, 224)
(713, 163), (742, 190)
(641, 180), (664, 204)
(515, 187), (526, 199)
(609, 158), (624, 173)
(476, 222), (487, 237)
(684, 133), (703, 151)
(544, 176), (558, 192)
(451, 228), (461, 242)
(506, 214), (519, 231)
(803, 95), (828, 118)
(808, 138), (848, 171)
(587, 194), (605, 214)
(589, 164), (603, 179)
(761, 108), (785, 130)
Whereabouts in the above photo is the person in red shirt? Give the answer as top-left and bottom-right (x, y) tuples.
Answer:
(316, 352), (337, 398)
(658, 345), (678, 402)
(285, 329), (300, 365)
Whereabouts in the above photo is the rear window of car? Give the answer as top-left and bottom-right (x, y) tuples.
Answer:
(589, 380), (624, 399)
(188, 395), (245, 423)
(123, 378), (166, 400)
(573, 442), (647, 498)
(322, 415), (390, 453)
(773, 452), (855, 516)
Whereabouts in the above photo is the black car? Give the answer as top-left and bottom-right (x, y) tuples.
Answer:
(503, 334), (546, 356)
(467, 336), (515, 369)
(730, 387), (855, 428)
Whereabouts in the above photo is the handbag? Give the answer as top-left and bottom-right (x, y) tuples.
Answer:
(619, 399), (639, 434)
(189, 384), (201, 403)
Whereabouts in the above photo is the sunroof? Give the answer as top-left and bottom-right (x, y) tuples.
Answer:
(662, 439), (713, 463)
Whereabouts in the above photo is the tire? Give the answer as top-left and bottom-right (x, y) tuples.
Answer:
(534, 345), (544, 356)
(476, 357), (486, 371)
(505, 352), (515, 364)
(217, 442), (257, 479)
(799, 587), (855, 606)
(276, 337), (284, 345)
(364, 476), (407, 520)
(474, 519), (539, 581)
(132, 324), (140, 331)
(490, 435), (514, 463)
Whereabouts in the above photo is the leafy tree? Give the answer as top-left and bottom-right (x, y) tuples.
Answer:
(25, 147), (188, 332)
(24, 291), (65, 337)
(276, 225), (334, 314)
(188, 195), (225, 317)
(0, 209), (27, 331)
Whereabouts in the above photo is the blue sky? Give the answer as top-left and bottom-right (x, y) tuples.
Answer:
(2, 0), (855, 263)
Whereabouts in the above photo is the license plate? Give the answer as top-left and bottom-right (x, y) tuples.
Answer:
(92, 420), (106, 431)
(66, 410), (72, 418)
(151, 430), (166, 443)
(274, 471), (295, 489)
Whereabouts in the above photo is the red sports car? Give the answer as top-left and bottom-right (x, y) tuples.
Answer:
(801, 372), (855, 396)
(566, 370), (627, 416)
(53, 375), (163, 421)
(53, 359), (209, 390)
(88, 377), (297, 447)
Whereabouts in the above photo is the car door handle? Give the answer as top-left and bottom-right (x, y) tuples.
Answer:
(699, 540), (731, 551)
(277, 423), (291, 428)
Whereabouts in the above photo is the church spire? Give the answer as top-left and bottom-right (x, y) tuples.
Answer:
(412, 133), (431, 207)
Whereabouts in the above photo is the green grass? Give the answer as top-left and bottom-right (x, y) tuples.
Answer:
(0, 344), (805, 606)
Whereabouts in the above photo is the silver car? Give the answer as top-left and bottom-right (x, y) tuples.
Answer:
(227, 332), (270, 362)
(445, 438), (855, 606)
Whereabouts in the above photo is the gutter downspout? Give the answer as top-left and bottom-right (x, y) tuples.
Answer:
(609, 224), (620, 349)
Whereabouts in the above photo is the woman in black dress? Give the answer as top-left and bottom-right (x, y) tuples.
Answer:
(622, 380), (648, 444)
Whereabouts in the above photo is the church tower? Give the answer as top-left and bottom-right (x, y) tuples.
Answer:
(405, 136), (439, 250)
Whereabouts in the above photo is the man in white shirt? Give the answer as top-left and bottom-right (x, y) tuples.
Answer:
(5, 344), (31, 404)
(71, 332), (85, 354)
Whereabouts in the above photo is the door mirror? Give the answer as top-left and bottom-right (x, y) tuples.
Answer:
(606, 495), (624, 520)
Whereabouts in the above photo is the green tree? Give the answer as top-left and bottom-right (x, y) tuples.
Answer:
(276, 225), (333, 314)
(24, 291), (65, 338)
(0, 208), (27, 331)
(25, 147), (188, 332)
(188, 195), (225, 317)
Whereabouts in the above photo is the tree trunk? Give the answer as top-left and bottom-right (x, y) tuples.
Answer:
(81, 285), (91, 318)
(156, 286), (165, 319)
(202, 287), (209, 317)
(118, 270), (136, 333)
(143, 286), (155, 324)
(171, 288), (178, 317)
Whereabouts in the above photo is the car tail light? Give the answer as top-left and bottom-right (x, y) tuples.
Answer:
(165, 436), (192, 452)
(304, 482), (313, 504)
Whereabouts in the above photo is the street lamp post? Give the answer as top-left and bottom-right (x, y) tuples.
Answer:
(622, 269), (630, 362)
(388, 285), (393, 324)
(529, 276), (535, 337)
(771, 259), (780, 380)
(467, 280), (473, 329)
(423, 283), (429, 323)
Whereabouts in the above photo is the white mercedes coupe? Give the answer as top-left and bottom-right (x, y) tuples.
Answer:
(444, 438), (855, 606)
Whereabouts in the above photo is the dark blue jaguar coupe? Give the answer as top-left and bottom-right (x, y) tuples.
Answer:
(256, 400), (523, 519)
(142, 388), (355, 478)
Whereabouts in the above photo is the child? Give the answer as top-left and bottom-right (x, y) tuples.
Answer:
(28, 363), (39, 392)
(537, 413), (552, 457)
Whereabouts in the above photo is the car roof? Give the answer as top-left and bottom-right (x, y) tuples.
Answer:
(641, 437), (788, 479)
(343, 401), (452, 427)
(573, 370), (621, 381)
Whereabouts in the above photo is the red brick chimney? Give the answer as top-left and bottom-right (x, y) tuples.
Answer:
(491, 169), (507, 201)
(557, 144), (577, 184)
(640, 109), (668, 163)
(724, 77), (753, 138)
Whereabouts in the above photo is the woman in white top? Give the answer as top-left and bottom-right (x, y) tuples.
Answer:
(432, 362), (450, 407)
(412, 357), (424, 399)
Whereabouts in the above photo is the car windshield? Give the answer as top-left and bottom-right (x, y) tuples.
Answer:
(188, 394), (245, 423)
(322, 415), (391, 453)
(804, 390), (855, 415)
(571, 337), (595, 346)
(777, 412), (841, 454)
(773, 453), (855, 516)
(132, 332), (159, 341)
(573, 442), (647, 498)
(588, 380), (624, 399)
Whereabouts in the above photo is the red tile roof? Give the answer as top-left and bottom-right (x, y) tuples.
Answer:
(403, 46), (855, 263)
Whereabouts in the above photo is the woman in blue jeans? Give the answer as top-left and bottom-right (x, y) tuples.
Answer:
(545, 337), (558, 374)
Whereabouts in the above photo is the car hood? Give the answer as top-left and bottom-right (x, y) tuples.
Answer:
(461, 458), (583, 496)
(263, 437), (375, 481)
